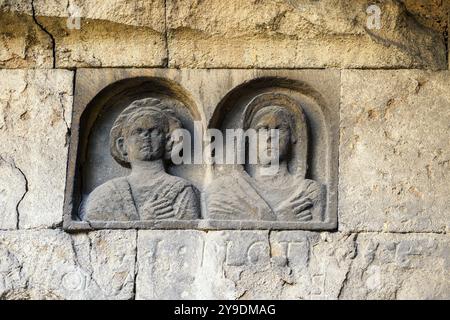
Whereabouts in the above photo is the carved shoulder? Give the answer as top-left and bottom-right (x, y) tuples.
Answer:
(205, 174), (275, 220)
(173, 184), (200, 219)
(165, 174), (198, 195)
(84, 177), (138, 221)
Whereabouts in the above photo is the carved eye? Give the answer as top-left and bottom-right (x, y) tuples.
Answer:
(135, 128), (144, 134)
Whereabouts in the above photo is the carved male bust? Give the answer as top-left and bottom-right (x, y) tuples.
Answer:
(83, 98), (200, 221)
(206, 93), (325, 222)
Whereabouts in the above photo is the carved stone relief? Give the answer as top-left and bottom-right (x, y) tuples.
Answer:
(64, 69), (339, 230)
(206, 93), (325, 222)
(82, 98), (200, 222)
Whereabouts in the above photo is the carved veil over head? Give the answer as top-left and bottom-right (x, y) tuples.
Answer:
(242, 92), (309, 177)
(206, 92), (325, 222)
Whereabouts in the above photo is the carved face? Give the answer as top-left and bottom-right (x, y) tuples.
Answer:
(251, 108), (292, 165)
(118, 112), (167, 162)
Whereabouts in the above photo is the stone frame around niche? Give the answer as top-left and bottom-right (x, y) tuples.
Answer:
(63, 68), (340, 231)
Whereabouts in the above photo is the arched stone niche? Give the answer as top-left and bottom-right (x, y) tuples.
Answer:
(65, 75), (204, 228)
(63, 69), (338, 231)
(208, 77), (331, 183)
(205, 77), (337, 229)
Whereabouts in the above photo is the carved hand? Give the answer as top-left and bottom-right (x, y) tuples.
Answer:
(276, 192), (313, 221)
(141, 196), (174, 220)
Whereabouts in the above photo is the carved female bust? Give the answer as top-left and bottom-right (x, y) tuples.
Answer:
(206, 93), (324, 222)
(83, 98), (200, 222)
(244, 97), (324, 222)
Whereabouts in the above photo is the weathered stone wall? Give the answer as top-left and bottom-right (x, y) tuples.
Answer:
(0, 0), (449, 299)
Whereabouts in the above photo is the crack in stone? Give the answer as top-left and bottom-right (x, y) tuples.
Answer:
(85, 234), (107, 295)
(337, 233), (358, 299)
(163, 0), (169, 67)
(31, 0), (56, 68)
(69, 235), (81, 266)
(132, 231), (139, 300)
(57, 92), (71, 146)
(0, 155), (29, 230)
(13, 164), (28, 230)
(344, 229), (447, 235)
(267, 229), (273, 258)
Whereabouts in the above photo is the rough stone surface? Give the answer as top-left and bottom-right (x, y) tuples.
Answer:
(1, 0), (447, 68)
(0, 1), (53, 68)
(136, 230), (356, 299)
(136, 230), (449, 299)
(167, 0), (447, 69)
(340, 233), (450, 299)
(402, 0), (448, 35)
(136, 230), (223, 299)
(0, 156), (26, 229)
(0, 229), (136, 299)
(0, 70), (73, 229)
(39, 18), (166, 68)
(0, 0), (167, 68)
(0, 0), (448, 302)
(33, 0), (164, 28)
(34, 0), (167, 67)
(0, 229), (447, 299)
(340, 70), (450, 233)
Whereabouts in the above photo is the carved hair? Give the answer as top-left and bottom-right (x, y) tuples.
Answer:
(110, 97), (181, 168)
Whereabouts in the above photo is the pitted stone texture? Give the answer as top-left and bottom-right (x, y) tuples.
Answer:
(33, 0), (165, 29)
(167, 0), (446, 69)
(0, 70), (73, 229)
(136, 230), (201, 300)
(0, 0), (32, 12)
(1, 0), (167, 67)
(0, 3), (53, 68)
(137, 230), (449, 300)
(136, 230), (234, 300)
(34, 0), (167, 67)
(269, 231), (357, 299)
(340, 233), (450, 300)
(0, 230), (136, 299)
(39, 18), (167, 68)
(340, 70), (450, 233)
(2, 0), (446, 68)
(211, 231), (357, 300)
(402, 0), (448, 35)
(136, 230), (357, 300)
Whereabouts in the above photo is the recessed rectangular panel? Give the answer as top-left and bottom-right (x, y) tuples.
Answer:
(63, 69), (340, 231)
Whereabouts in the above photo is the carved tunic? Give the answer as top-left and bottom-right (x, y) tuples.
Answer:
(206, 170), (324, 221)
(205, 171), (276, 221)
(83, 174), (199, 221)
